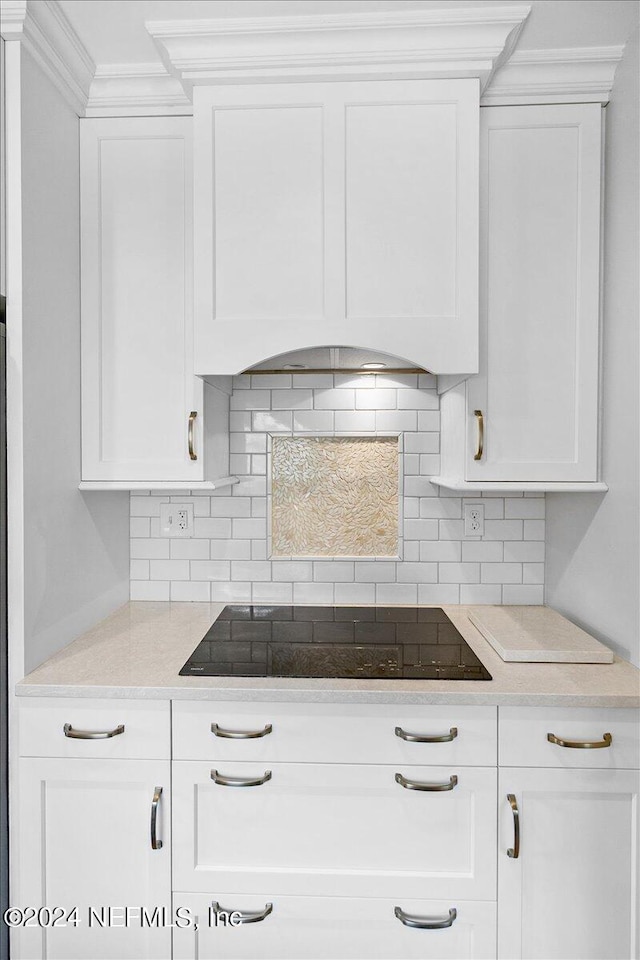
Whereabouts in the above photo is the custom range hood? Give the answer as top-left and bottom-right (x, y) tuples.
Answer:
(246, 347), (427, 376)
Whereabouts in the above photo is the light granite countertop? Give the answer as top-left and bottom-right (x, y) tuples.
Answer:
(15, 602), (640, 707)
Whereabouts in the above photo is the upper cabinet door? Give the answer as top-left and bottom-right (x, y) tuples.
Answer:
(466, 104), (602, 482)
(81, 117), (204, 482)
(193, 79), (479, 375)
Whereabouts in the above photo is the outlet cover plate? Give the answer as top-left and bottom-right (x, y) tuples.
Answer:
(159, 502), (194, 538)
(463, 502), (485, 537)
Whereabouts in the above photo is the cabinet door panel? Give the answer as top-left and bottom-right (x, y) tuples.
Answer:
(467, 104), (601, 481)
(173, 761), (496, 899)
(194, 79), (478, 375)
(498, 768), (640, 960)
(16, 758), (171, 960)
(81, 117), (202, 481)
(173, 893), (497, 960)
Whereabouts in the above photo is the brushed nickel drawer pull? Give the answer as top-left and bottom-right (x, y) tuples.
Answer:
(150, 786), (163, 850)
(63, 723), (125, 740)
(211, 722), (273, 740)
(395, 725), (458, 743)
(188, 411), (198, 461)
(507, 793), (520, 859)
(395, 773), (458, 792)
(395, 906), (457, 929)
(211, 769), (272, 787)
(211, 901), (273, 924)
(474, 409), (484, 460)
(547, 731), (612, 749)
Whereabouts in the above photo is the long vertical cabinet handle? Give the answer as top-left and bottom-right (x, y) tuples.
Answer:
(150, 786), (163, 850)
(188, 411), (198, 461)
(473, 410), (484, 461)
(506, 793), (520, 859)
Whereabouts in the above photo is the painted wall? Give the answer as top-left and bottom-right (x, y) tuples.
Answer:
(545, 23), (640, 666)
(20, 50), (129, 674)
(130, 372), (546, 604)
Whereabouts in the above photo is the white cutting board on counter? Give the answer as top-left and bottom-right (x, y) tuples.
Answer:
(467, 605), (614, 663)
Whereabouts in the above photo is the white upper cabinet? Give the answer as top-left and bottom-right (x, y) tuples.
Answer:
(438, 103), (603, 489)
(80, 117), (229, 486)
(193, 79), (479, 375)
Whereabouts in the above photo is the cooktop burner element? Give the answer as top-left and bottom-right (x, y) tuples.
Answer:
(179, 606), (492, 680)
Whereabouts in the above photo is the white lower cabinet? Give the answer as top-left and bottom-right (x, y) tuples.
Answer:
(498, 767), (640, 960)
(172, 893), (497, 960)
(172, 761), (496, 899)
(16, 757), (171, 960)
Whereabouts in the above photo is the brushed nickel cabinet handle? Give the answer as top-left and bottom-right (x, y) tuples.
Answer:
(394, 906), (457, 929)
(395, 725), (458, 743)
(188, 411), (198, 461)
(211, 901), (273, 924)
(211, 769), (272, 787)
(63, 723), (125, 740)
(547, 732), (612, 749)
(474, 409), (484, 460)
(211, 722), (273, 740)
(395, 773), (458, 792)
(507, 793), (520, 859)
(150, 786), (163, 850)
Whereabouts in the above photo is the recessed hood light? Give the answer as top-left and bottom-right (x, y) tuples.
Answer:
(361, 362), (387, 370)
(283, 363), (307, 369)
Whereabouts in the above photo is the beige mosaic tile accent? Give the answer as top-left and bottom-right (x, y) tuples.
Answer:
(271, 436), (399, 558)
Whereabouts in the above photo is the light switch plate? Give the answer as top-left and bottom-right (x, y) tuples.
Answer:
(159, 502), (194, 538)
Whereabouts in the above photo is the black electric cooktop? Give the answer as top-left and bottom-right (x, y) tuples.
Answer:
(179, 606), (492, 681)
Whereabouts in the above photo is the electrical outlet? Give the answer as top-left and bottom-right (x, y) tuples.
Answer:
(159, 502), (194, 538)
(463, 503), (485, 537)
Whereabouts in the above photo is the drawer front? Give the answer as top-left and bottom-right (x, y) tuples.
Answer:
(19, 698), (170, 759)
(172, 893), (497, 960)
(172, 701), (497, 766)
(172, 760), (496, 900)
(499, 706), (640, 769)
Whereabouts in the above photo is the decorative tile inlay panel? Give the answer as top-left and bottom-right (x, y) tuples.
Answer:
(271, 436), (399, 558)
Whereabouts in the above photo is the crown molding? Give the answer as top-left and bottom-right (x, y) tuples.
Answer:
(481, 45), (624, 105)
(146, 6), (532, 90)
(0, 0), (94, 115)
(86, 63), (192, 117)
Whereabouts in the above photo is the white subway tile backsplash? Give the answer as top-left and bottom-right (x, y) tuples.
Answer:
(439, 563), (480, 583)
(230, 390), (270, 410)
(524, 520), (546, 540)
(503, 584), (545, 604)
(376, 583), (418, 604)
(481, 562), (522, 584)
(272, 561), (313, 582)
(131, 539), (170, 560)
(231, 560), (271, 581)
(504, 541), (545, 562)
(171, 581), (211, 601)
(293, 410), (334, 432)
(130, 580), (170, 601)
(355, 562), (397, 583)
(130, 377), (546, 603)
(335, 583), (376, 604)
(314, 388), (355, 409)
(396, 562), (438, 583)
(190, 561), (231, 581)
(293, 583), (335, 604)
(252, 411), (293, 432)
(505, 498), (546, 519)
(375, 410), (417, 432)
(418, 584), (460, 604)
(170, 539), (211, 560)
(130, 559), (149, 580)
(334, 410), (376, 432)
(460, 584), (502, 604)
(272, 389), (313, 410)
(461, 541), (503, 562)
(355, 388), (396, 409)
